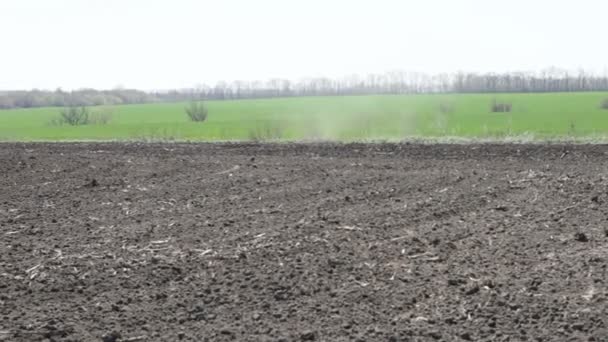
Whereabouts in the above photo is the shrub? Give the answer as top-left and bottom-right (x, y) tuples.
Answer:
(569, 121), (576, 134)
(491, 100), (512, 113)
(185, 101), (208, 122)
(439, 102), (454, 114)
(47, 117), (62, 127)
(133, 127), (181, 142)
(89, 108), (113, 125)
(248, 121), (286, 142)
(59, 106), (90, 125)
(434, 103), (454, 134)
(601, 98), (608, 110)
(51, 106), (112, 126)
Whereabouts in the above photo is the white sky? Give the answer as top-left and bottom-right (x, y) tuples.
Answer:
(1, 0), (607, 90)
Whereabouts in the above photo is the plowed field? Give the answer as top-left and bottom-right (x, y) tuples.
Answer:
(1, 143), (607, 341)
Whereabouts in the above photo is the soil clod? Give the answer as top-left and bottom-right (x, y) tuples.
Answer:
(300, 330), (317, 341)
(574, 232), (589, 242)
(101, 332), (121, 342)
(85, 178), (99, 187)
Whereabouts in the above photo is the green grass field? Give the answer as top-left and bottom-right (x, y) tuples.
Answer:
(1, 92), (608, 142)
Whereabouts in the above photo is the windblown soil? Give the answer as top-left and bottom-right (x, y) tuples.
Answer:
(1, 143), (607, 341)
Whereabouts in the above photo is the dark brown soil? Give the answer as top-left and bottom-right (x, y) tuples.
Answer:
(1, 142), (607, 341)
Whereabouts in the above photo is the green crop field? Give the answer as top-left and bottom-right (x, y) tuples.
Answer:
(1, 92), (608, 142)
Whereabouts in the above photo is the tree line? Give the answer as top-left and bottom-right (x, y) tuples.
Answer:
(2, 68), (608, 109)
(0, 88), (151, 109)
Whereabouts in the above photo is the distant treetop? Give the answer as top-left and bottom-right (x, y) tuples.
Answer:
(2, 69), (608, 109)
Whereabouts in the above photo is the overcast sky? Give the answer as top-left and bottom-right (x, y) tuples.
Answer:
(1, 0), (607, 90)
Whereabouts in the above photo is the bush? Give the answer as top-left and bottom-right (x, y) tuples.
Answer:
(50, 106), (112, 126)
(89, 108), (113, 125)
(248, 121), (286, 141)
(59, 106), (90, 125)
(491, 100), (512, 113)
(601, 98), (608, 110)
(439, 102), (454, 114)
(435, 103), (454, 133)
(185, 101), (208, 122)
